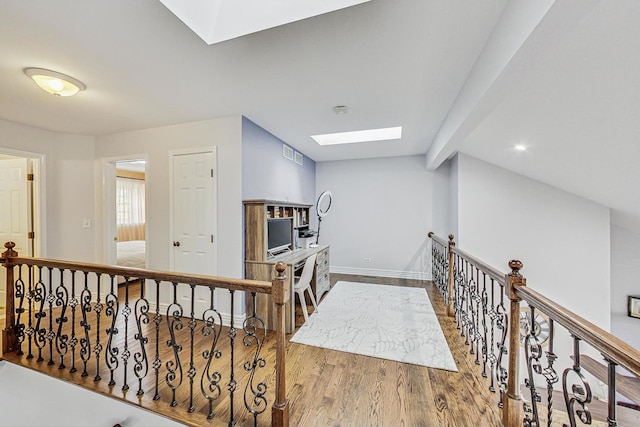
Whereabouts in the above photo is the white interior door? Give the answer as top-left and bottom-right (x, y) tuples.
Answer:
(172, 150), (216, 317)
(0, 158), (30, 308)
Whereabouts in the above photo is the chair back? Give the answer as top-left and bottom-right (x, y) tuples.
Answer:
(298, 253), (317, 288)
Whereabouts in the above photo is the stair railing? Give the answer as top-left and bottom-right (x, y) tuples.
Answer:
(1, 241), (290, 427)
(429, 232), (640, 427)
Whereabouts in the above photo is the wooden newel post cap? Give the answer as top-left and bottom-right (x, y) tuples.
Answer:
(508, 260), (523, 276)
(3, 241), (17, 258)
(275, 261), (287, 277)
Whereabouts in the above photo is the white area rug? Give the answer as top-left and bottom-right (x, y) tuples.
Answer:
(290, 281), (457, 371)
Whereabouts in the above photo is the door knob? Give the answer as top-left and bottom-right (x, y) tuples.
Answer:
(173, 241), (180, 247)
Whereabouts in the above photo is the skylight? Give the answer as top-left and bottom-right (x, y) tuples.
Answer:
(312, 126), (402, 146)
(158, 0), (372, 45)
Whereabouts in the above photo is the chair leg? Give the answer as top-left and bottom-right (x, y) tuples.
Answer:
(307, 287), (319, 314)
(296, 289), (309, 322)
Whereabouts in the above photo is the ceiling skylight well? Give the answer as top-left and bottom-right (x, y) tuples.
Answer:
(159, 0), (372, 45)
(311, 126), (402, 146)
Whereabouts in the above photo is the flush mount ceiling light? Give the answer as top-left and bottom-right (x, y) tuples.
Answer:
(24, 68), (86, 97)
(312, 126), (402, 146)
(514, 144), (527, 151)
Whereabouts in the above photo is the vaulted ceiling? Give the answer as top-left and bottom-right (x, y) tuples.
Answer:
(2, 0), (640, 230)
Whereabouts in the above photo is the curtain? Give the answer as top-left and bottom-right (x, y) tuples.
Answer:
(116, 177), (146, 241)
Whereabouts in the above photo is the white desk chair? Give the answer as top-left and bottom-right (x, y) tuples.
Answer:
(293, 253), (319, 323)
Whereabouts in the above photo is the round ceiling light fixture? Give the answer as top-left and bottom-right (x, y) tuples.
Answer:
(24, 68), (86, 97)
(332, 105), (349, 115)
(514, 144), (527, 151)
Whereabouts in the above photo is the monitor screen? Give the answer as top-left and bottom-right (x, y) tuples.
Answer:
(267, 218), (292, 253)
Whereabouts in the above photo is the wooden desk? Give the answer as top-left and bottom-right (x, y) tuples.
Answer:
(245, 245), (330, 333)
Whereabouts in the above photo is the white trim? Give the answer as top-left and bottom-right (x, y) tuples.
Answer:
(0, 148), (46, 258)
(330, 266), (431, 281)
(100, 154), (149, 266)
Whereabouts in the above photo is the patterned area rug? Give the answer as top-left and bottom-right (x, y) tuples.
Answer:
(290, 281), (457, 371)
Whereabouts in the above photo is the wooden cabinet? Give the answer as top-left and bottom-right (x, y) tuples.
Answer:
(243, 199), (330, 333)
(244, 200), (311, 261)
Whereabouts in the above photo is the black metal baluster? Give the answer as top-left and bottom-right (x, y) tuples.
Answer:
(46, 267), (55, 365)
(33, 266), (47, 362)
(605, 357), (618, 427)
(480, 273), (488, 377)
(243, 291), (268, 426)
(121, 277), (131, 392)
(55, 268), (70, 369)
(487, 278), (497, 393)
(25, 265), (35, 359)
(153, 280), (162, 401)
(495, 281), (508, 408)
(69, 271), (78, 373)
(105, 275), (120, 387)
(228, 289), (237, 427)
(94, 273), (103, 381)
(187, 285), (198, 413)
(523, 306), (542, 427)
(134, 278), (150, 396)
(562, 337), (592, 426)
(544, 320), (558, 427)
(201, 286), (223, 420)
(80, 271), (93, 377)
(13, 265), (26, 355)
(166, 282), (184, 407)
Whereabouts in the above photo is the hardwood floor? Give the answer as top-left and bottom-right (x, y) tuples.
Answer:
(3, 275), (504, 427)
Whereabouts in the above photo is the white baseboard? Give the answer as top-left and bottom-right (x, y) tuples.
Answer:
(330, 266), (431, 281)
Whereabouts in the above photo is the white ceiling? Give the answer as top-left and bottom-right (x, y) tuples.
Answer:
(3, 0), (640, 230)
(0, 0), (506, 162)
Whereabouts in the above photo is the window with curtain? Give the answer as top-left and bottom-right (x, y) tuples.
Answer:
(116, 177), (146, 241)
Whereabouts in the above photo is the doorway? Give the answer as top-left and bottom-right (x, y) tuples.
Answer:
(0, 151), (44, 315)
(114, 160), (147, 270)
(170, 148), (217, 317)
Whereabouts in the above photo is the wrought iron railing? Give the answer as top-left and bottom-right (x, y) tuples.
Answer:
(429, 233), (640, 427)
(1, 242), (290, 427)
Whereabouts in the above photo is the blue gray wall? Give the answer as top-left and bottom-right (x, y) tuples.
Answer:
(241, 117), (316, 204)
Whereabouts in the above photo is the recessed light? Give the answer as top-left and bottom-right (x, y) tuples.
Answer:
(312, 126), (402, 146)
(332, 105), (349, 115)
(514, 144), (527, 151)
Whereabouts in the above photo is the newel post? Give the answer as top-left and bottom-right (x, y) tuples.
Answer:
(502, 259), (525, 427)
(446, 234), (455, 317)
(1, 242), (18, 354)
(271, 261), (290, 427)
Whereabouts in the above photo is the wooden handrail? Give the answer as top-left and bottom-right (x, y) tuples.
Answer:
(5, 255), (273, 294)
(450, 246), (505, 284)
(429, 232), (505, 284)
(427, 231), (449, 247)
(515, 285), (640, 379)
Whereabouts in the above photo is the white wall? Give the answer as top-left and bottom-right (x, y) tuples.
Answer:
(95, 117), (243, 278)
(0, 119), (95, 261)
(610, 224), (640, 350)
(316, 155), (433, 280)
(457, 154), (611, 329)
(95, 116), (245, 319)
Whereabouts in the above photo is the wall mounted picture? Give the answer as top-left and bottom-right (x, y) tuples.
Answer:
(628, 295), (640, 319)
